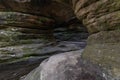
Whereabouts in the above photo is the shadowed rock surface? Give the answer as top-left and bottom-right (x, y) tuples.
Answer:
(0, 0), (119, 80)
(23, 0), (120, 80)
(73, 0), (120, 79)
(0, 1), (88, 80)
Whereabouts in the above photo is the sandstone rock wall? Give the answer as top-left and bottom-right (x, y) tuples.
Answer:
(0, 0), (75, 62)
(72, 0), (120, 79)
(0, 1), (88, 80)
(0, 0), (119, 80)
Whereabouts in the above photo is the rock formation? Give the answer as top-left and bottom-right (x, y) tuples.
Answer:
(0, 0), (88, 80)
(0, 0), (119, 80)
(23, 50), (106, 80)
(73, 0), (120, 79)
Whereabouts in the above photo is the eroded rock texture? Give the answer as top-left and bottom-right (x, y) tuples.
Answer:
(23, 50), (106, 80)
(0, 0), (76, 63)
(0, 0), (119, 80)
(73, 0), (120, 79)
(0, 0), (88, 80)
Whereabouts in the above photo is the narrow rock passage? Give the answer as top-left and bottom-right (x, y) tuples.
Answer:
(0, 18), (88, 80)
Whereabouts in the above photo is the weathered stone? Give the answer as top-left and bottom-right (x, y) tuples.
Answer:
(0, 12), (55, 29)
(23, 50), (107, 80)
(0, 0), (76, 64)
(74, 0), (120, 33)
(72, 0), (120, 79)
(0, 56), (47, 80)
(0, 0), (119, 80)
(82, 30), (120, 80)
(0, 0), (74, 22)
(0, 26), (87, 80)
